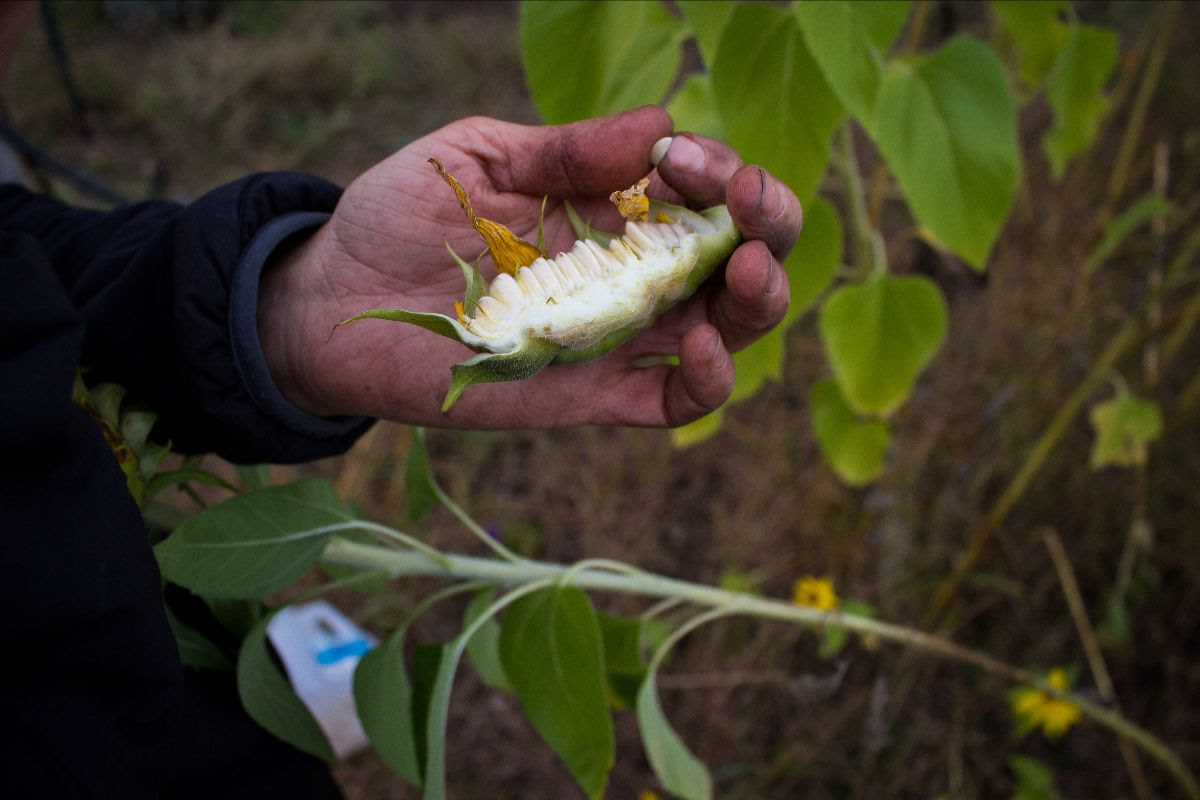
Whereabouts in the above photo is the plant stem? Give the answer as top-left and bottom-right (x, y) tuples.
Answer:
(1096, 1), (1179, 234)
(1042, 527), (1151, 799)
(833, 124), (886, 279)
(922, 320), (1141, 626)
(321, 537), (1199, 798)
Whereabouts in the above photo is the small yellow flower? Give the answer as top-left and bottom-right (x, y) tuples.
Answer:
(638, 791), (661, 800)
(429, 157), (542, 276)
(792, 576), (838, 611)
(1010, 667), (1082, 739)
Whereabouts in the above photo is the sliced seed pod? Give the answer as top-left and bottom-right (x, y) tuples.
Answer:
(338, 158), (742, 411)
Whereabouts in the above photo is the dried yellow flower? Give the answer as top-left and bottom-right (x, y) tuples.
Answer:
(429, 157), (542, 276)
(610, 177), (651, 221)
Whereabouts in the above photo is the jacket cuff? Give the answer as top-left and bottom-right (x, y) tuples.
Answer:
(229, 211), (371, 441)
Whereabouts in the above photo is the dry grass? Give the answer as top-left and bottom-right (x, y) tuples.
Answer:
(5, 2), (1198, 797)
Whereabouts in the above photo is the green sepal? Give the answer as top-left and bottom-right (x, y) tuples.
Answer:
(564, 200), (616, 247)
(338, 308), (472, 346)
(445, 240), (488, 316)
(443, 338), (561, 411)
(552, 328), (639, 365)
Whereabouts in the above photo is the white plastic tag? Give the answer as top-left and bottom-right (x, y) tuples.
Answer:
(266, 599), (376, 759)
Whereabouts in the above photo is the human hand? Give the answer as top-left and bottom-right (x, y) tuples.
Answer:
(258, 106), (801, 428)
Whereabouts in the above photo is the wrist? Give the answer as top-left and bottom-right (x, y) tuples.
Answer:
(257, 222), (339, 417)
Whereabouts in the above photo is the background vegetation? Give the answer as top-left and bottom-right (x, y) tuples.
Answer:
(5, 1), (1198, 797)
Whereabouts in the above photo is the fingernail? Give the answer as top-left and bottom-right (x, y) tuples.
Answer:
(760, 253), (778, 297)
(758, 168), (787, 223)
(665, 136), (705, 174)
(649, 136), (672, 166)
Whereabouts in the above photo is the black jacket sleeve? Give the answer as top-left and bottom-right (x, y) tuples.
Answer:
(0, 174), (371, 798)
(0, 173), (372, 464)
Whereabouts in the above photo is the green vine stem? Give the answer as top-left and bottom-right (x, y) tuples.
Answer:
(1096, 0), (1180, 236)
(321, 537), (1199, 798)
(832, 123), (887, 279)
(923, 278), (1200, 628)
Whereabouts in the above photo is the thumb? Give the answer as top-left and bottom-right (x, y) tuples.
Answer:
(493, 106), (672, 198)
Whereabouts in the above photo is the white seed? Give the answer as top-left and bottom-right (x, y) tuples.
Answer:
(608, 239), (635, 266)
(551, 252), (581, 289)
(475, 295), (505, 319)
(531, 260), (562, 294)
(625, 223), (656, 253)
(516, 266), (544, 296)
(490, 272), (525, 308)
(572, 240), (603, 277)
(650, 136), (672, 166)
(583, 239), (616, 272)
(568, 249), (601, 280)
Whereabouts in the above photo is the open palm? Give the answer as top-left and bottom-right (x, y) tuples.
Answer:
(259, 107), (801, 429)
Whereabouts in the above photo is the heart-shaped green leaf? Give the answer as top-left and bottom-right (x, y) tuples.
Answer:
(520, 0), (684, 123)
(991, 1), (1069, 87)
(794, 0), (912, 132)
(874, 36), (1019, 269)
(810, 379), (891, 486)
(712, 2), (845, 203)
(1043, 24), (1118, 179)
(819, 274), (947, 416)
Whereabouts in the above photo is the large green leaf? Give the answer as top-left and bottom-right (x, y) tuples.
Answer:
(730, 322), (785, 405)
(499, 586), (614, 799)
(819, 274), (947, 416)
(666, 72), (724, 140)
(670, 407), (725, 448)
(1043, 24), (1118, 179)
(794, 0), (912, 131)
(354, 626), (423, 786)
(237, 614), (336, 763)
(520, 0), (684, 123)
(810, 379), (891, 486)
(155, 479), (353, 599)
(1089, 390), (1163, 469)
(677, 0), (735, 68)
(991, 1), (1069, 88)
(874, 36), (1019, 270)
(712, 2), (845, 203)
(783, 194), (843, 327)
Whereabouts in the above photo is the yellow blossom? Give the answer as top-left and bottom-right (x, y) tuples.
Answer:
(638, 791), (661, 800)
(792, 576), (838, 611)
(428, 157), (542, 276)
(1010, 667), (1082, 739)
